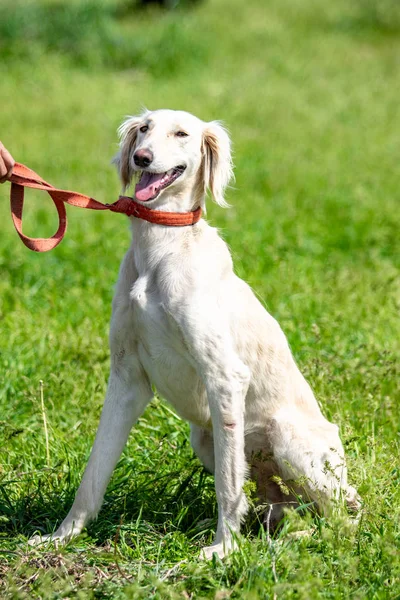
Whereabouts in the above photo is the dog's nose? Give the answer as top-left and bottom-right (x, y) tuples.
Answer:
(134, 149), (153, 168)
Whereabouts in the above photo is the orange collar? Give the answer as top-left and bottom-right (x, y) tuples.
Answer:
(8, 162), (202, 252)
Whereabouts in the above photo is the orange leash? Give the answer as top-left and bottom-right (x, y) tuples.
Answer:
(8, 162), (202, 252)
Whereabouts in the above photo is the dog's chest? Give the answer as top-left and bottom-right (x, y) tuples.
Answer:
(129, 276), (210, 426)
(130, 275), (174, 339)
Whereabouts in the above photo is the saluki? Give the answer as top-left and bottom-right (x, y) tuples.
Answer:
(30, 109), (359, 558)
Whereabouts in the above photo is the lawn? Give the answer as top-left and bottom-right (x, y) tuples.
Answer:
(0, 0), (399, 597)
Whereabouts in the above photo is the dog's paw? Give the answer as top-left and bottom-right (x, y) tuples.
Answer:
(28, 529), (72, 548)
(200, 542), (228, 560)
(28, 519), (83, 547)
(346, 486), (362, 514)
(200, 537), (240, 560)
(28, 533), (61, 547)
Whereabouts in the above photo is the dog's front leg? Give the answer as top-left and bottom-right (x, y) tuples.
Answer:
(176, 303), (251, 559)
(203, 363), (250, 559)
(30, 316), (153, 545)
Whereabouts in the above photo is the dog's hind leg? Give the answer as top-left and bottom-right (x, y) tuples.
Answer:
(268, 410), (360, 515)
(30, 306), (153, 545)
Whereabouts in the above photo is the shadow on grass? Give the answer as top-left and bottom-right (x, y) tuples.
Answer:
(1, 458), (218, 546)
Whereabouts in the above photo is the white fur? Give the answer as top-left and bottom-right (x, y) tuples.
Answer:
(30, 109), (359, 559)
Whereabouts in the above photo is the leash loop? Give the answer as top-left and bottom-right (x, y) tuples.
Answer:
(7, 162), (202, 252)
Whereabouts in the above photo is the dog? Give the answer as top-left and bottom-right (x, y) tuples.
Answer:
(30, 109), (360, 558)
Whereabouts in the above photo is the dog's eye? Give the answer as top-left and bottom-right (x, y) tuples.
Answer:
(140, 125), (148, 133)
(176, 131), (188, 138)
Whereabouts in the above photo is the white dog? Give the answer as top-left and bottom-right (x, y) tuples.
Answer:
(30, 109), (359, 558)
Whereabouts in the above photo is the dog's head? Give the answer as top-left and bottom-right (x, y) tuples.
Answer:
(114, 109), (233, 211)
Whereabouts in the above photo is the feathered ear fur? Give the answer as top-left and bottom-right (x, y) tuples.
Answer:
(113, 112), (147, 191)
(202, 121), (234, 208)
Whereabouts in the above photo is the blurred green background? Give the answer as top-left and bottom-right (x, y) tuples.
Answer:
(0, 0), (399, 598)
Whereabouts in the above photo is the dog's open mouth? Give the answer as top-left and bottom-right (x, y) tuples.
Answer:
(135, 166), (186, 202)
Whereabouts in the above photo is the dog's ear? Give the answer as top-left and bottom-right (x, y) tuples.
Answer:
(202, 121), (234, 208)
(113, 115), (143, 191)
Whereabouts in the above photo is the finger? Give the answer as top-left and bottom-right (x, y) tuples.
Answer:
(1, 147), (15, 173)
(0, 161), (7, 183)
(0, 147), (15, 182)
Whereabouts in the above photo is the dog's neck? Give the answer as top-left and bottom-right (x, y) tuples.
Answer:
(130, 206), (205, 277)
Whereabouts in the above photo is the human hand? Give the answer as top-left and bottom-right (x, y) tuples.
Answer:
(0, 142), (15, 183)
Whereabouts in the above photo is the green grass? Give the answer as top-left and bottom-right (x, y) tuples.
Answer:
(0, 0), (206, 72)
(0, 0), (399, 597)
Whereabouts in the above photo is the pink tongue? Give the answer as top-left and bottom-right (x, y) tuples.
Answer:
(135, 172), (166, 202)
